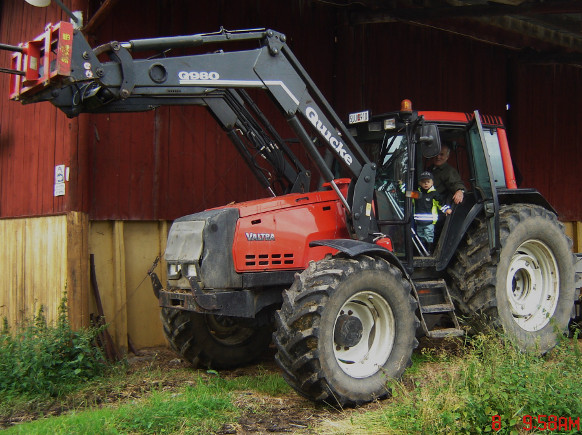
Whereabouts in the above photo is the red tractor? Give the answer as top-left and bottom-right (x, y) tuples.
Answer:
(4, 23), (579, 406)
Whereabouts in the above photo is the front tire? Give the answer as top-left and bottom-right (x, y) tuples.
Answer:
(448, 204), (575, 353)
(274, 255), (419, 406)
(161, 308), (273, 369)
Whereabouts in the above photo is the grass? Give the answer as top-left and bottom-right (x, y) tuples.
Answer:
(2, 368), (292, 434)
(0, 298), (291, 433)
(3, 379), (236, 434)
(1, 352), (292, 434)
(321, 330), (582, 435)
(2, 300), (579, 434)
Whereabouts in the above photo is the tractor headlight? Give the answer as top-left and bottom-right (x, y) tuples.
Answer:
(167, 263), (181, 279)
(384, 118), (396, 130)
(185, 263), (198, 278)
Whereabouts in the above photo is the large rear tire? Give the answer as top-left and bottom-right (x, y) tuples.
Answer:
(161, 308), (273, 369)
(274, 255), (419, 406)
(448, 204), (575, 353)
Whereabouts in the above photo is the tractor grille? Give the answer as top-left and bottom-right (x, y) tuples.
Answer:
(245, 253), (294, 267)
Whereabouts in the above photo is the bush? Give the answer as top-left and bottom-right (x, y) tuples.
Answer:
(0, 296), (107, 397)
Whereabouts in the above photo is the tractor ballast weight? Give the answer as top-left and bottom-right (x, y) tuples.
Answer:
(2, 23), (580, 406)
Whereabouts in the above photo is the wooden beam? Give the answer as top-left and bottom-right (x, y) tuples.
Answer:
(112, 220), (128, 354)
(82, 0), (121, 35)
(66, 211), (90, 329)
(351, 1), (582, 24)
(349, 0), (582, 53)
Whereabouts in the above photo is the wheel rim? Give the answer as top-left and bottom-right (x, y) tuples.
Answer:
(505, 239), (559, 332)
(205, 315), (255, 345)
(333, 290), (395, 378)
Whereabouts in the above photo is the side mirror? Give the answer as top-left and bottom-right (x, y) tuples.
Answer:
(418, 125), (441, 158)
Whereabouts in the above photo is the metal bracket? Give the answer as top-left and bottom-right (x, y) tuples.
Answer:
(265, 29), (286, 56)
(149, 272), (163, 299)
(290, 170), (311, 193)
(187, 276), (219, 311)
(93, 41), (135, 99)
(351, 162), (378, 241)
(147, 256), (162, 299)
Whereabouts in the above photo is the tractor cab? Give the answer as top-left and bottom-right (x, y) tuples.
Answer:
(346, 101), (515, 268)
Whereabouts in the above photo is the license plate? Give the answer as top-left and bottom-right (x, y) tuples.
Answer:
(348, 110), (370, 124)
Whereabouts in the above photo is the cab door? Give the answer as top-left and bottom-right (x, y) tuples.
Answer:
(467, 111), (500, 254)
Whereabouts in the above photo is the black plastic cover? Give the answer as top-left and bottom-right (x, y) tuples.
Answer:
(176, 208), (242, 289)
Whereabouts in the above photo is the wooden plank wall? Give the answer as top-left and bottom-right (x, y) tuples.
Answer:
(336, 22), (508, 117)
(563, 222), (582, 254)
(0, 213), (89, 329)
(84, 0), (337, 220)
(1, 0), (582, 350)
(0, 213), (167, 350)
(89, 220), (169, 351)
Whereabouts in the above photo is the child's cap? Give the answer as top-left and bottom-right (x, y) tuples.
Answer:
(419, 171), (433, 181)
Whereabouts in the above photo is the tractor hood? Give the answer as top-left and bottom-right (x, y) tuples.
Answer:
(220, 179), (351, 218)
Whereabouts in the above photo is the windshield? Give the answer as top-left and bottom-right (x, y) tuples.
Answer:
(371, 132), (408, 221)
(376, 133), (408, 191)
(367, 132), (409, 256)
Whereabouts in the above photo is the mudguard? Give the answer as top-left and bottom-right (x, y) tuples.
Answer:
(436, 188), (556, 271)
(309, 238), (409, 278)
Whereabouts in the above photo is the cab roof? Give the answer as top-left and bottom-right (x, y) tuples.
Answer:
(418, 111), (504, 128)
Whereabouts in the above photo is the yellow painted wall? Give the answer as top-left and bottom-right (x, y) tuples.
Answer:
(563, 221), (582, 253)
(0, 214), (169, 354)
(0, 213), (89, 329)
(1, 214), (579, 353)
(89, 220), (169, 352)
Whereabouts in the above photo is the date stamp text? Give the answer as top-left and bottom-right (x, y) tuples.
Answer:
(492, 414), (580, 432)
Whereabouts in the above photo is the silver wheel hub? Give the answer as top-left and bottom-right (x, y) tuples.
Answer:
(506, 240), (559, 332)
(333, 290), (395, 378)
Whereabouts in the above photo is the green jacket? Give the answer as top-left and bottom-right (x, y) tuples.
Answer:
(430, 163), (465, 202)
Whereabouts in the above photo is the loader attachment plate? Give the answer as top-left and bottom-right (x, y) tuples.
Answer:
(10, 21), (73, 100)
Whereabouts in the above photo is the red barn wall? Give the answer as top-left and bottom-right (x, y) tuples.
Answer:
(0, 1), (85, 218)
(0, 0), (581, 221)
(84, 0), (339, 220)
(508, 63), (582, 221)
(335, 23), (508, 116)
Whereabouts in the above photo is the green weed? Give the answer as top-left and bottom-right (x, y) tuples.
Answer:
(0, 296), (108, 397)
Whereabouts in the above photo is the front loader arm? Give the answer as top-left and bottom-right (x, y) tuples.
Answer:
(7, 24), (377, 240)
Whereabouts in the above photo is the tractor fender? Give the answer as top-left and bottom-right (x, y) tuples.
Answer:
(436, 199), (484, 271)
(497, 188), (556, 213)
(309, 239), (411, 280)
(436, 189), (555, 271)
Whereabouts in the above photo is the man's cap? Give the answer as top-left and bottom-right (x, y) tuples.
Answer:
(419, 171), (433, 181)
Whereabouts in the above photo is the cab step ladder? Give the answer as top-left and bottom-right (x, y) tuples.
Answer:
(413, 278), (464, 338)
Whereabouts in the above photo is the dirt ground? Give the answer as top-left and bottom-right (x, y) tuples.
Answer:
(115, 336), (464, 433)
(7, 332), (577, 433)
(0, 344), (389, 433)
(0, 334), (476, 433)
(126, 346), (383, 434)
